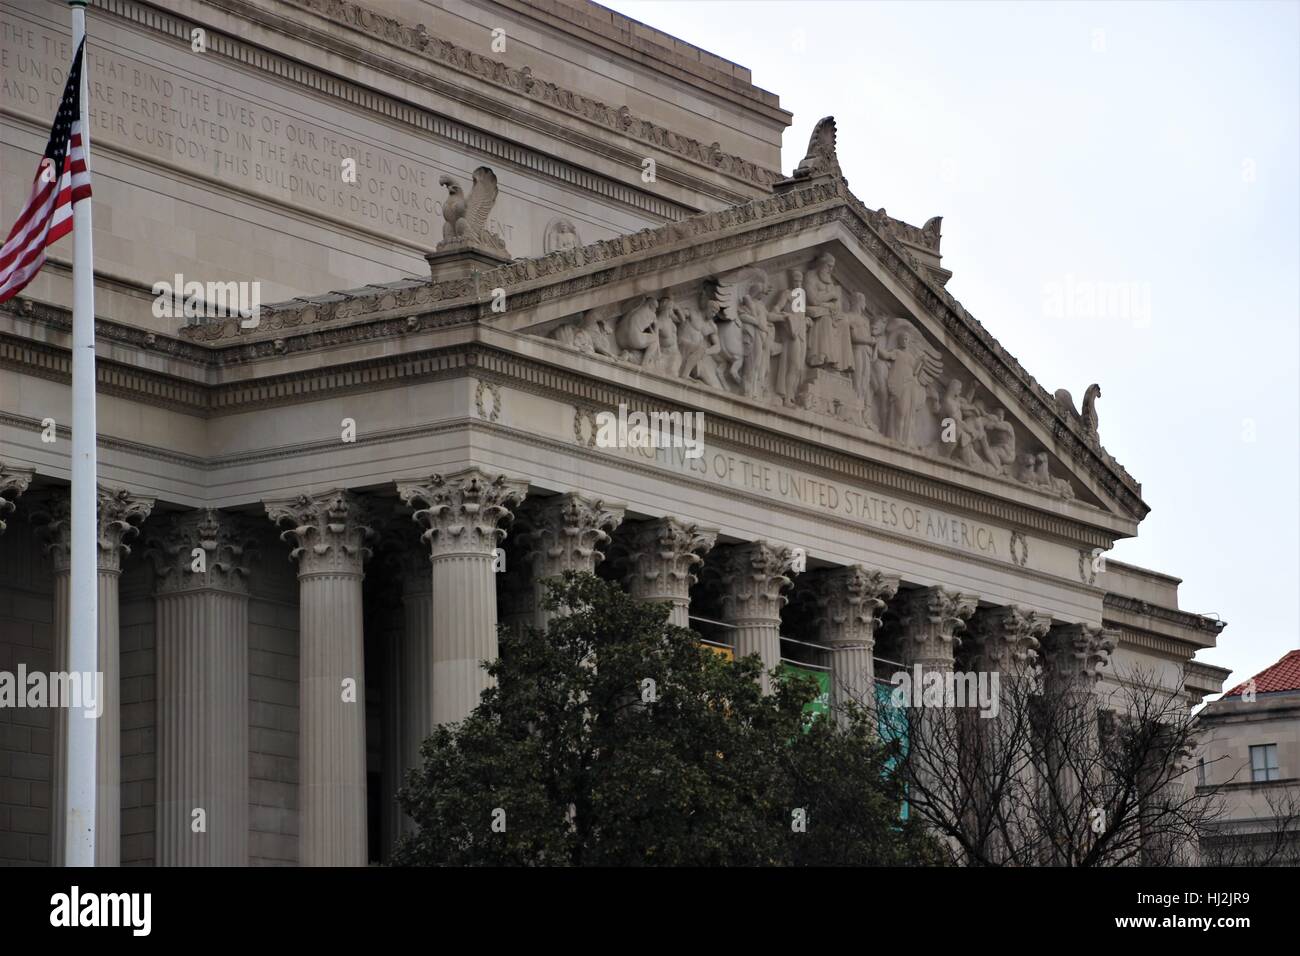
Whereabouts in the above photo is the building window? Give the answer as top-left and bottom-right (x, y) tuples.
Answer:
(1250, 743), (1280, 782)
(1197, 757), (1206, 786)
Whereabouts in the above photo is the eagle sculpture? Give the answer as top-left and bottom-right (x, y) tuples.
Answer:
(437, 166), (504, 252)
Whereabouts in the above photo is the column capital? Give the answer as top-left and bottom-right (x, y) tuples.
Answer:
(618, 517), (718, 596)
(896, 586), (978, 668)
(97, 486), (155, 573)
(0, 462), (34, 534)
(265, 489), (377, 575)
(810, 565), (900, 646)
(713, 540), (798, 623)
(397, 468), (528, 559)
(147, 509), (258, 595)
(518, 492), (625, 578)
(966, 605), (1051, 672)
(1041, 622), (1118, 686)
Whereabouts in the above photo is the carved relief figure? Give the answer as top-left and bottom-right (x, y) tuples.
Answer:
(877, 319), (943, 446)
(714, 268), (780, 399)
(847, 292), (876, 405)
(775, 269), (810, 405)
(804, 253), (851, 370)
(615, 296), (661, 366)
(674, 286), (727, 389)
(551, 306), (621, 360)
(653, 296), (681, 376)
(543, 217), (582, 254)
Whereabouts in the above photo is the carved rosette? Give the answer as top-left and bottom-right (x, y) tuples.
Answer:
(810, 566), (900, 648)
(896, 586), (978, 670)
(265, 490), (377, 576)
(517, 492), (625, 579)
(147, 509), (257, 595)
(97, 487), (155, 574)
(0, 463), (34, 535)
(1041, 623), (1118, 688)
(396, 468), (528, 560)
(713, 541), (798, 624)
(965, 605), (1051, 674)
(619, 517), (718, 600)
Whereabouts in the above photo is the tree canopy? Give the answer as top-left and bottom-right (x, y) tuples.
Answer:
(393, 572), (941, 866)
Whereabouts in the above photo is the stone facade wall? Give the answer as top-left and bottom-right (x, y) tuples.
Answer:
(247, 546), (301, 866)
(0, 519), (53, 865)
(119, 561), (156, 865)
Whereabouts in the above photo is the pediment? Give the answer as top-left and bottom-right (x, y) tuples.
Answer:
(177, 123), (1145, 524)
(505, 196), (1144, 523)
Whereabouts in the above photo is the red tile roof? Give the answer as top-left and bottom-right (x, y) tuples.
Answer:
(1223, 649), (1300, 697)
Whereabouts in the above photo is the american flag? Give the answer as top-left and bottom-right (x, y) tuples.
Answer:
(0, 39), (92, 303)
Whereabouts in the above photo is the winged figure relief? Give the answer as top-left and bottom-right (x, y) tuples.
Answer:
(712, 267), (781, 398)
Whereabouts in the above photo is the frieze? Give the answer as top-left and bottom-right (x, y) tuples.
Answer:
(275, 0), (781, 189)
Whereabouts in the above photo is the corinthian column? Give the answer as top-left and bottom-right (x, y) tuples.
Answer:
(896, 586), (978, 674)
(1040, 622), (1118, 692)
(619, 518), (717, 628)
(0, 462), (34, 534)
(33, 495), (72, 864)
(712, 541), (798, 692)
(148, 510), (255, 866)
(266, 490), (376, 867)
(397, 469), (528, 726)
(518, 493), (624, 628)
(965, 606), (1050, 677)
(808, 566), (899, 722)
(93, 488), (154, 867)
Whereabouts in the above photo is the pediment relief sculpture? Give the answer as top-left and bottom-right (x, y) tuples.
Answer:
(540, 251), (1080, 502)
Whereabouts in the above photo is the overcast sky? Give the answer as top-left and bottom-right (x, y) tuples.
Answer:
(605, 0), (1300, 691)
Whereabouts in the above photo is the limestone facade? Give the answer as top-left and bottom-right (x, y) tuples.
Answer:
(0, 0), (1228, 865)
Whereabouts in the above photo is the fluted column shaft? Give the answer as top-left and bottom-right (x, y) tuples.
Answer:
(620, 518), (717, 628)
(400, 567), (433, 775)
(399, 469), (528, 727)
(809, 566), (899, 724)
(150, 509), (254, 866)
(38, 487), (153, 867)
(155, 590), (249, 865)
(713, 541), (797, 693)
(267, 490), (375, 867)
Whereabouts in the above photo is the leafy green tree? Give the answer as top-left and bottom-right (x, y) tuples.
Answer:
(393, 572), (941, 866)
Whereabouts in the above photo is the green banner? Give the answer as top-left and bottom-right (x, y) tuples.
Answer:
(778, 663), (830, 724)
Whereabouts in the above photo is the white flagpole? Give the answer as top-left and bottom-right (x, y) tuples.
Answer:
(66, 0), (98, 868)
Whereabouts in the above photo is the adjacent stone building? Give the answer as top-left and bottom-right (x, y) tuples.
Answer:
(1196, 651), (1300, 864)
(0, 0), (1229, 866)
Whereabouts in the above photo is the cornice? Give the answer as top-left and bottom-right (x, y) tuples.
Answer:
(1110, 626), (1219, 665)
(1103, 592), (1226, 636)
(139, 0), (771, 202)
(0, 331), (1116, 550)
(68, 0), (706, 221)
(498, 0), (786, 119)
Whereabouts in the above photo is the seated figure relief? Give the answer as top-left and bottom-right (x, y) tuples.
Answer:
(542, 258), (1079, 501)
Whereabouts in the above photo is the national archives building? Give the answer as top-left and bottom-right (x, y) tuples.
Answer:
(0, 0), (1231, 866)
